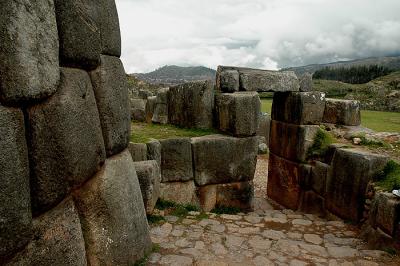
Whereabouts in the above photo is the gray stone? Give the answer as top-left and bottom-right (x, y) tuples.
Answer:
(99, 0), (121, 56)
(370, 192), (400, 236)
(258, 143), (269, 154)
(216, 181), (254, 211)
(272, 92), (326, 125)
(129, 142), (148, 162)
(327, 246), (359, 258)
(8, 199), (87, 266)
(299, 190), (326, 216)
(159, 255), (193, 266)
(299, 72), (313, 92)
(54, 0), (101, 70)
(310, 161), (329, 195)
(145, 96), (157, 123)
(133, 160), (161, 214)
(0, 0), (59, 104)
(27, 68), (106, 214)
(215, 92), (261, 136)
(160, 138), (193, 182)
(130, 98), (146, 122)
(269, 120), (319, 162)
(326, 148), (389, 222)
(160, 181), (198, 205)
(323, 98), (361, 126)
(74, 150), (152, 265)
(257, 113), (271, 146)
(90, 55), (131, 157)
(0, 105), (31, 261)
(168, 81), (214, 129)
(152, 88), (169, 124)
(146, 139), (161, 166)
(216, 67), (240, 92)
(192, 135), (258, 186)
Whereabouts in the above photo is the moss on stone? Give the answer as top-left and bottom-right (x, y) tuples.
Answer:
(307, 128), (335, 160)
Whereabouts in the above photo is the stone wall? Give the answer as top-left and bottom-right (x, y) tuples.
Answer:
(0, 1), (151, 264)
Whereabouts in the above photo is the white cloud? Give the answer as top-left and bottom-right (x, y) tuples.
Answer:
(116, 0), (400, 73)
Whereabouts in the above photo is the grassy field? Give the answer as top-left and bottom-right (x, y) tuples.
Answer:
(261, 98), (400, 133)
(131, 122), (218, 143)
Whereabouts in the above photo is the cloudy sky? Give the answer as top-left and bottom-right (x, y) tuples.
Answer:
(116, 0), (400, 73)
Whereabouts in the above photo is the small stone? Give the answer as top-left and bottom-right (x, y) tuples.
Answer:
(175, 238), (191, 248)
(180, 248), (203, 259)
(290, 259), (308, 266)
(210, 224), (226, 233)
(188, 211), (200, 216)
(244, 215), (262, 224)
(353, 137), (362, 145)
(292, 219), (312, 226)
(327, 246), (359, 258)
(151, 223), (173, 238)
(304, 234), (323, 245)
(355, 260), (378, 266)
(165, 216), (179, 223)
(159, 255), (193, 266)
(212, 243), (228, 255)
(171, 229), (184, 237)
(220, 214), (242, 221)
(225, 235), (245, 248)
(262, 229), (286, 240)
(287, 232), (303, 240)
(264, 217), (288, 224)
(195, 241), (205, 249)
(148, 253), (161, 263)
(248, 236), (272, 250)
(253, 256), (274, 266)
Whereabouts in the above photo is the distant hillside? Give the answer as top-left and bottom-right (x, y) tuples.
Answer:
(313, 71), (400, 112)
(283, 56), (400, 75)
(134, 65), (216, 86)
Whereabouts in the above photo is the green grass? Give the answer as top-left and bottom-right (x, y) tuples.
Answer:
(155, 199), (177, 210)
(211, 205), (241, 215)
(133, 244), (161, 266)
(307, 128), (335, 160)
(154, 199), (200, 218)
(361, 110), (400, 132)
(260, 98), (400, 133)
(131, 122), (219, 143)
(146, 214), (165, 224)
(374, 160), (400, 191)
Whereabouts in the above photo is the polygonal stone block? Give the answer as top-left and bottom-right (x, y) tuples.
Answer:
(191, 135), (258, 186)
(323, 98), (361, 126)
(90, 55), (131, 157)
(257, 113), (271, 145)
(370, 192), (400, 236)
(160, 181), (198, 205)
(272, 92), (326, 125)
(146, 139), (161, 167)
(0, 0), (59, 104)
(215, 92), (260, 137)
(216, 67), (239, 92)
(99, 0), (121, 56)
(129, 142), (148, 162)
(74, 150), (152, 265)
(0, 105), (31, 261)
(27, 67), (106, 214)
(152, 88), (169, 124)
(160, 138), (193, 182)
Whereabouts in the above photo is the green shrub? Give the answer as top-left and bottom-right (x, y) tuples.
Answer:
(146, 214), (165, 224)
(211, 205), (241, 215)
(374, 160), (400, 191)
(307, 128), (335, 160)
(155, 199), (176, 210)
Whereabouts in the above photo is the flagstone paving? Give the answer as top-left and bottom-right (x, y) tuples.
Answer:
(146, 157), (400, 266)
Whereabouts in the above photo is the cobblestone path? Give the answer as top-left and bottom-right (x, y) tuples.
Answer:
(146, 157), (400, 265)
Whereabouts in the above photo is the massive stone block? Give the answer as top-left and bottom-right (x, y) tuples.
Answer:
(0, 0), (59, 104)
(298, 72), (313, 92)
(370, 192), (400, 236)
(133, 160), (161, 214)
(323, 98), (361, 126)
(160, 181), (198, 205)
(8, 199), (87, 266)
(74, 150), (152, 265)
(128, 142), (148, 162)
(326, 148), (389, 222)
(215, 92), (261, 137)
(0, 105), (31, 261)
(257, 113), (271, 145)
(267, 153), (311, 210)
(310, 161), (329, 196)
(168, 81), (214, 129)
(152, 88), (169, 124)
(146, 139), (161, 166)
(99, 0), (121, 56)
(216, 67), (239, 93)
(54, 0), (101, 70)
(216, 181), (254, 211)
(191, 135), (258, 186)
(269, 120), (319, 162)
(145, 96), (157, 123)
(160, 138), (193, 182)
(216, 66), (300, 92)
(27, 68), (106, 215)
(90, 55), (131, 157)
(272, 92), (326, 125)
(130, 98), (146, 122)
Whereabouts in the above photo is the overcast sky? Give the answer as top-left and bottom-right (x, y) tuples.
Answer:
(116, 0), (400, 73)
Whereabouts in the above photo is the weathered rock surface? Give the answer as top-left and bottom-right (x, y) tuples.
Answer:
(160, 138), (193, 182)
(145, 96), (157, 123)
(8, 199), (87, 266)
(152, 88), (169, 124)
(257, 113), (271, 145)
(298, 72), (313, 92)
(323, 98), (361, 126)
(133, 160), (161, 214)
(74, 150), (152, 265)
(272, 92), (325, 125)
(54, 0), (101, 70)
(310, 161), (329, 196)
(27, 68), (106, 214)
(0, 0), (59, 104)
(216, 67), (239, 92)
(0, 105), (31, 261)
(130, 98), (146, 122)
(129, 142), (148, 162)
(216, 181), (254, 211)
(326, 148), (389, 222)
(216, 66), (300, 92)
(370, 192), (400, 236)
(191, 135), (258, 186)
(168, 81), (214, 129)
(215, 92), (261, 136)
(147, 139), (162, 166)
(160, 181), (198, 205)
(269, 120), (319, 162)
(90, 55), (131, 157)
(99, 0), (121, 56)
(267, 153), (311, 210)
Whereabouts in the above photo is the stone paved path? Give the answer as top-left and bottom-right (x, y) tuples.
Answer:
(146, 157), (400, 265)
